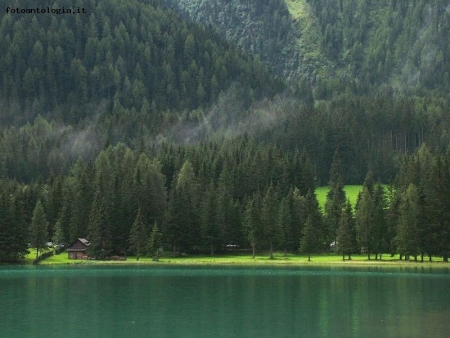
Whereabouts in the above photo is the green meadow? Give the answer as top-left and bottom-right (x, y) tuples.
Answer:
(37, 251), (446, 267)
(315, 185), (365, 210)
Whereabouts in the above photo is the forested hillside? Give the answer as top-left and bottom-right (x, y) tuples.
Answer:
(0, 0), (283, 125)
(1, 0), (450, 263)
(167, 0), (450, 94)
(164, 0), (324, 80)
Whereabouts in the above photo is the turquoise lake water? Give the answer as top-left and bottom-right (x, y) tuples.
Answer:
(1, 265), (449, 337)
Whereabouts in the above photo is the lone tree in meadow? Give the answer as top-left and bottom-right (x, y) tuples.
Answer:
(30, 200), (49, 259)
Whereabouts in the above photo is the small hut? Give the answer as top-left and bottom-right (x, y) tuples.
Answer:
(67, 238), (90, 259)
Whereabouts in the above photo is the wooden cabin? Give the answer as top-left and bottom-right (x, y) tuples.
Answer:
(67, 238), (90, 259)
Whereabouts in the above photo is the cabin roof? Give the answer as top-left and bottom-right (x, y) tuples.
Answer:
(67, 238), (90, 251)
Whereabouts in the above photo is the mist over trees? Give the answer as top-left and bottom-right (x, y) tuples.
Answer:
(1, 0), (450, 261)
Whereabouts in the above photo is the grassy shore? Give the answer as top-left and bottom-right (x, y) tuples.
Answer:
(35, 251), (449, 267)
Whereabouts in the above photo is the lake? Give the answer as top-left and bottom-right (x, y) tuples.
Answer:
(0, 264), (449, 337)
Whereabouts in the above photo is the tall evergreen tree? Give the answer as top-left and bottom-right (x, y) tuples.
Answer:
(148, 223), (162, 261)
(243, 192), (262, 258)
(129, 208), (147, 260)
(336, 200), (357, 260)
(261, 184), (279, 259)
(86, 191), (111, 260)
(325, 150), (346, 248)
(30, 200), (49, 259)
(396, 184), (420, 261)
(356, 187), (374, 259)
(372, 183), (388, 259)
(299, 215), (319, 261)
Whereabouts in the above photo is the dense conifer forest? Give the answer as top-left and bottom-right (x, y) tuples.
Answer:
(1, 0), (450, 262)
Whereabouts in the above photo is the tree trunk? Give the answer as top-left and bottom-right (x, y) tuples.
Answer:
(444, 254), (448, 262)
(252, 246), (255, 259)
(348, 254), (351, 260)
(342, 253), (345, 261)
(308, 253), (311, 262)
(429, 255), (432, 262)
(210, 242), (214, 256)
(421, 253), (424, 262)
(368, 252), (370, 260)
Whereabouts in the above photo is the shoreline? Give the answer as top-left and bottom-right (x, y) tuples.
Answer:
(31, 252), (450, 268)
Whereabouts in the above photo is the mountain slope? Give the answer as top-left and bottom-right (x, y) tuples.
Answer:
(166, 0), (450, 94)
(165, 0), (328, 81)
(0, 0), (284, 125)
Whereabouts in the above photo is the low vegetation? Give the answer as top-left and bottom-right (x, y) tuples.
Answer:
(37, 251), (446, 266)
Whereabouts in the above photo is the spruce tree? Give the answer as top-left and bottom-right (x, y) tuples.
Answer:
(261, 184), (279, 259)
(336, 200), (357, 260)
(243, 192), (262, 259)
(148, 223), (162, 261)
(86, 191), (111, 260)
(30, 200), (49, 259)
(129, 208), (147, 260)
(356, 187), (374, 259)
(299, 215), (319, 261)
(325, 150), (346, 248)
(396, 184), (420, 260)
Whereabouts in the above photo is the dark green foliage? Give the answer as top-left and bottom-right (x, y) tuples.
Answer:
(166, 0), (305, 80)
(2, 1), (450, 262)
(129, 208), (147, 260)
(299, 215), (320, 262)
(355, 187), (374, 258)
(243, 192), (262, 258)
(86, 191), (111, 260)
(261, 184), (279, 259)
(30, 200), (49, 259)
(396, 184), (420, 260)
(0, 0), (283, 125)
(336, 201), (357, 260)
(325, 150), (347, 247)
(148, 223), (162, 261)
(0, 183), (29, 261)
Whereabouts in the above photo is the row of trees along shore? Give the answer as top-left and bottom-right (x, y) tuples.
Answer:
(1, 140), (450, 263)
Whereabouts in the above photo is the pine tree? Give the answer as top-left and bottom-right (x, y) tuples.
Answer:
(396, 184), (420, 260)
(148, 223), (162, 261)
(299, 215), (319, 261)
(129, 208), (147, 260)
(372, 184), (388, 259)
(243, 192), (262, 258)
(86, 191), (111, 260)
(277, 196), (292, 256)
(336, 200), (357, 260)
(261, 184), (279, 259)
(30, 200), (49, 259)
(356, 187), (374, 259)
(325, 150), (346, 248)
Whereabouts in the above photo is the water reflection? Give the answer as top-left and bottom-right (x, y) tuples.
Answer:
(0, 265), (449, 337)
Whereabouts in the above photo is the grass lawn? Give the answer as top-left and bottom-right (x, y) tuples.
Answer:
(21, 247), (54, 264)
(316, 185), (364, 210)
(37, 251), (447, 267)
